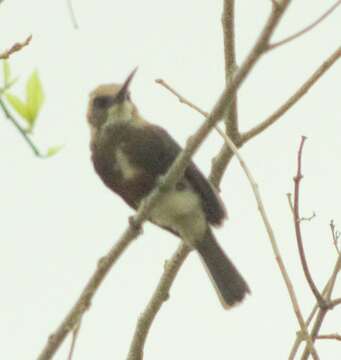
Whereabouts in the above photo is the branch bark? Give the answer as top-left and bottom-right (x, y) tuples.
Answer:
(0, 35), (32, 59)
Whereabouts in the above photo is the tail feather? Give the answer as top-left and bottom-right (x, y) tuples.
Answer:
(196, 230), (250, 309)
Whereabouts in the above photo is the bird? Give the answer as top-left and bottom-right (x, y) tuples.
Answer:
(86, 69), (250, 308)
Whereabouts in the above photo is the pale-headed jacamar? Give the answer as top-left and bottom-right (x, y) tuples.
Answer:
(87, 69), (250, 308)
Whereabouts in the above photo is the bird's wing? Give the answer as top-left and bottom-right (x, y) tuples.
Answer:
(123, 124), (226, 226)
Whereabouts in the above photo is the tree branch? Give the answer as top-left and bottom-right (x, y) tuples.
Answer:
(267, 1), (341, 50)
(317, 333), (341, 342)
(241, 46), (341, 143)
(210, 0), (240, 188)
(0, 35), (32, 59)
(126, 244), (190, 360)
(293, 136), (327, 308)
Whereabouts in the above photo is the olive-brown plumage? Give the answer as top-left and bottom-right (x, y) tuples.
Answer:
(87, 69), (250, 308)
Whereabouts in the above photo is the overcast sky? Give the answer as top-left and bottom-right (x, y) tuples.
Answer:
(1, 1), (340, 359)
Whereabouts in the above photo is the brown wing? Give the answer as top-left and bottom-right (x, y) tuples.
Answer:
(123, 124), (227, 226)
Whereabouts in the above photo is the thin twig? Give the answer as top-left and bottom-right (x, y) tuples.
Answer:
(155, 78), (319, 360)
(298, 229), (341, 359)
(268, 0), (341, 50)
(0, 35), (32, 59)
(155, 79), (208, 117)
(288, 256), (341, 360)
(330, 220), (340, 254)
(66, 0), (79, 29)
(286, 193), (294, 215)
(241, 47), (341, 143)
(0, 98), (43, 157)
(299, 212), (316, 223)
(317, 333), (341, 342)
(67, 320), (81, 360)
(293, 136), (326, 308)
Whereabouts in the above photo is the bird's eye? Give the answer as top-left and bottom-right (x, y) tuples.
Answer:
(93, 96), (114, 109)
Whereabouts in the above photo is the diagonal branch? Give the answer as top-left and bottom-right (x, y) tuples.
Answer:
(241, 46), (341, 143)
(268, 0), (341, 50)
(126, 244), (190, 360)
(0, 35), (32, 59)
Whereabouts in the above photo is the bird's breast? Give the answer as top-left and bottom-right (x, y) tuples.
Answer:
(115, 147), (141, 180)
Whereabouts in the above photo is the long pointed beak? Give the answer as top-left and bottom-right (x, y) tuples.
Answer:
(115, 67), (138, 102)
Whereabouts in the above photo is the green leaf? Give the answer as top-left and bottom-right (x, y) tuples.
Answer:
(3, 60), (10, 86)
(5, 93), (31, 122)
(46, 145), (63, 157)
(26, 70), (44, 124)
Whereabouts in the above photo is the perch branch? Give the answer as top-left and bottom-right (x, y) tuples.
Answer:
(126, 244), (190, 360)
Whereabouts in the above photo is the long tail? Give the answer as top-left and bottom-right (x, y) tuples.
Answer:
(196, 230), (250, 309)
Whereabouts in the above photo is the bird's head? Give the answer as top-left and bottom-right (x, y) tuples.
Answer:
(87, 68), (138, 130)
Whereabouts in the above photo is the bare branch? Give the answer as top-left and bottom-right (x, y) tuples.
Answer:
(127, 244), (190, 360)
(37, 221), (142, 359)
(241, 47), (341, 143)
(299, 233), (341, 359)
(289, 261), (341, 358)
(292, 136), (327, 308)
(268, 1), (341, 50)
(317, 333), (341, 342)
(0, 35), (32, 59)
(210, 0), (240, 188)
(330, 298), (341, 307)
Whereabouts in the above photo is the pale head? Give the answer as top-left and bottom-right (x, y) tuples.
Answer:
(87, 68), (138, 129)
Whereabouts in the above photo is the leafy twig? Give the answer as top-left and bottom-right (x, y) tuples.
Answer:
(0, 98), (43, 157)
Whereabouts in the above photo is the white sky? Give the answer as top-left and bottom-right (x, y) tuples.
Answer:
(1, 1), (340, 359)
